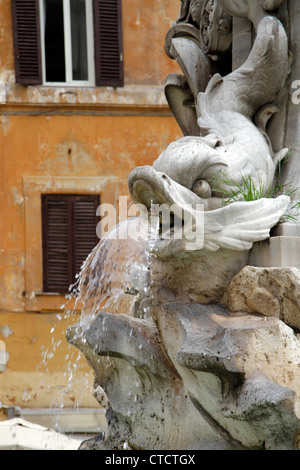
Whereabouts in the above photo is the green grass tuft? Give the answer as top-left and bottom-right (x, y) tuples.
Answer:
(209, 148), (300, 223)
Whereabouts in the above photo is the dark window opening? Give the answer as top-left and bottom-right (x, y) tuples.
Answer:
(71, 0), (88, 81)
(42, 194), (100, 294)
(45, 0), (66, 82)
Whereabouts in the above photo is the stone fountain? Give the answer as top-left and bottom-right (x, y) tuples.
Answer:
(67, 0), (300, 450)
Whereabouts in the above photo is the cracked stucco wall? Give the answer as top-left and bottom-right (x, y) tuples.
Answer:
(0, 0), (182, 313)
(0, 0), (183, 409)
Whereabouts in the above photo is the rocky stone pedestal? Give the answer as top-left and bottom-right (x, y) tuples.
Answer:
(67, 300), (300, 451)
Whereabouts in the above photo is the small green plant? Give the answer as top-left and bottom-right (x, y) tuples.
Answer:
(210, 148), (300, 223)
(210, 171), (268, 203)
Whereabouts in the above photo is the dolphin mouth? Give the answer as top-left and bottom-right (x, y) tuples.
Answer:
(129, 166), (179, 210)
(129, 165), (206, 257)
(129, 167), (185, 238)
(129, 165), (204, 213)
(130, 178), (171, 209)
(128, 165), (207, 251)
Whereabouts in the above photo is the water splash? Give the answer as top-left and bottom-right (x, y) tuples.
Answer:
(35, 209), (160, 432)
(76, 214), (160, 332)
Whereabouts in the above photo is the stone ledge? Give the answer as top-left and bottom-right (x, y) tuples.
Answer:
(249, 236), (300, 269)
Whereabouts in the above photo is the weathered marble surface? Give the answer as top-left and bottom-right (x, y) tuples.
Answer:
(67, 0), (300, 451)
(68, 301), (300, 450)
(67, 216), (300, 450)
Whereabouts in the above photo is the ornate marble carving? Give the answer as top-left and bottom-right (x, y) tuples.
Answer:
(129, 10), (291, 256)
(167, 0), (232, 55)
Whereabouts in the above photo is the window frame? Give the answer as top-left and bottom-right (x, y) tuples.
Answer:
(12, 0), (124, 88)
(39, 0), (96, 86)
(23, 176), (120, 312)
(42, 193), (100, 294)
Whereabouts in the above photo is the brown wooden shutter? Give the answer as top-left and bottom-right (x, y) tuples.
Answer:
(42, 195), (71, 293)
(73, 196), (100, 275)
(11, 0), (42, 85)
(42, 194), (100, 294)
(93, 0), (124, 87)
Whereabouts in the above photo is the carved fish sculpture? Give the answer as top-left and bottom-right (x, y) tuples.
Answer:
(155, 16), (289, 201)
(128, 16), (291, 256)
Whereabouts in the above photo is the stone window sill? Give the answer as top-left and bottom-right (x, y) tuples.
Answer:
(0, 83), (170, 115)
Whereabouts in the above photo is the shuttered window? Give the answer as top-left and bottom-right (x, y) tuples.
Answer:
(11, 0), (124, 87)
(11, 0), (43, 85)
(93, 0), (124, 87)
(42, 194), (100, 293)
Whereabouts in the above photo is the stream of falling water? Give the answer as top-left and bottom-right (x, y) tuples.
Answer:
(34, 209), (160, 433)
(77, 206), (160, 332)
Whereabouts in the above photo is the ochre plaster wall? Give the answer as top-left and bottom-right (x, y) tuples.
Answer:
(0, 311), (96, 409)
(0, 0), (183, 410)
(0, 113), (181, 312)
(0, 115), (181, 411)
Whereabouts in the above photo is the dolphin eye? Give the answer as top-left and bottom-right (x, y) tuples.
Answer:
(192, 180), (212, 198)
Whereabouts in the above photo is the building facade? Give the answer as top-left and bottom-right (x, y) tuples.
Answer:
(0, 0), (181, 412)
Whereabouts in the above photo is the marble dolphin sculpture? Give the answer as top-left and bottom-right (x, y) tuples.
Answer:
(128, 16), (291, 257)
(217, 0), (285, 27)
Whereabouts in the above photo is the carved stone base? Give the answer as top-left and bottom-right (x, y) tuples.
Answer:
(67, 303), (300, 451)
